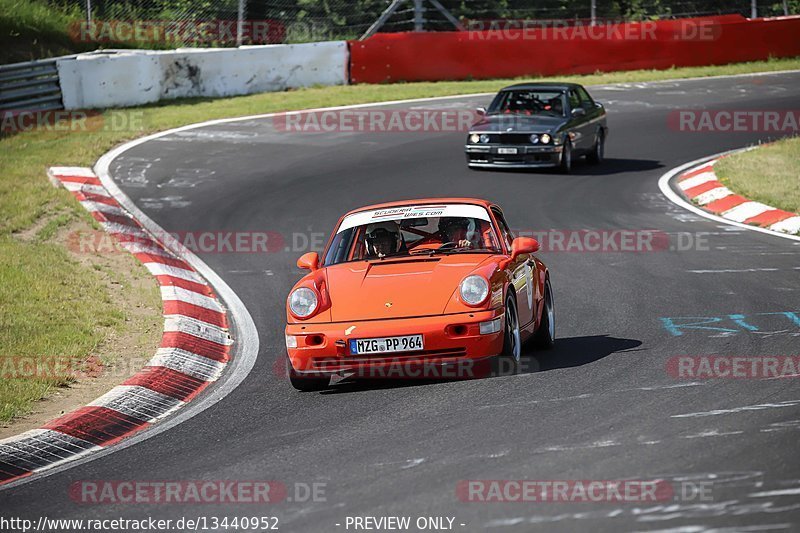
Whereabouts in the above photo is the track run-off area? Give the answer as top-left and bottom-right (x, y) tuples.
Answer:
(2, 71), (800, 532)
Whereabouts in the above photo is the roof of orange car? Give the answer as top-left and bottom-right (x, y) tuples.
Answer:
(345, 198), (495, 217)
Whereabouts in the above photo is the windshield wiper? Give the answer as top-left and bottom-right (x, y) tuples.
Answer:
(440, 247), (498, 254)
(408, 249), (438, 256)
(409, 247), (490, 256)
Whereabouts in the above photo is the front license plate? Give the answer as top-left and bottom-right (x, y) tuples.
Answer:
(498, 147), (518, 154)
(349, 335), (424, 355)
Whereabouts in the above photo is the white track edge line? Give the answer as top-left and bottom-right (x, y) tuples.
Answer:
(657, 147), (800, 243)
(1, 179), (258, 490)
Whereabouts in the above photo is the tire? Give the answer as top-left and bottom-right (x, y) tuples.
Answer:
(534, 277), (555, 349)
(587, 130), (604, 164)
(286, 356), (330, 392)
(493, 293), (521, 376)
(559, 139), (573, 174)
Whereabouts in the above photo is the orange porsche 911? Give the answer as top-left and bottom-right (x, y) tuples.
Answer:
(284, 198), (555, 391)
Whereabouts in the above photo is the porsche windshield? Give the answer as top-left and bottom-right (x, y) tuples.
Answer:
(489, 90), (567, 117)
(324, 205), (503, 266)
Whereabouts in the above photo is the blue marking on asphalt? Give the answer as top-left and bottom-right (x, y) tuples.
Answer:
(660, 311), (800, 336)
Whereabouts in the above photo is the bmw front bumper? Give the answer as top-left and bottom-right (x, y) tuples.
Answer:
(465, 144), (563, 168)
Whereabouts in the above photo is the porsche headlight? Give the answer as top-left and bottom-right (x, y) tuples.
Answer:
(540, 133), (552, 144)
(479, 134), (491, 144)
(470, 133), (481, 144)
(460, 275), (489, 306)
(289, 287), (318, 318)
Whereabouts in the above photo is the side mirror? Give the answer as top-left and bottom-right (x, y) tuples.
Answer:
(297, 252), (319, 271)
(476, 106), (487, 116)
(571, 107), (586, 117)
(510, 237), (539, 260)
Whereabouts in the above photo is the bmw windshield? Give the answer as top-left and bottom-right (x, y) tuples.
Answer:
(489, 90), (567, 118)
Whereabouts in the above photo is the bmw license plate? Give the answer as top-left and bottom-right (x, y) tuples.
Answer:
(497, 147), (518, 154)
(350, 335), (424, 355)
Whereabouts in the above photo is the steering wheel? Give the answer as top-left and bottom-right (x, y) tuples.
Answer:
(438, 242), (459, 250)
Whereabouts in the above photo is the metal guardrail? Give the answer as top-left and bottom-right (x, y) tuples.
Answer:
(0, 57), (74, 112)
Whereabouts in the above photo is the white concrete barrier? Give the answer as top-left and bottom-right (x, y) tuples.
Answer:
(58, 53), (162, 109)
(58, 41), (348, 110)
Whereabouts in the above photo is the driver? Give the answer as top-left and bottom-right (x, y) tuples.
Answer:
(438, 217), (474, 249)
(364, 221), (403, 258)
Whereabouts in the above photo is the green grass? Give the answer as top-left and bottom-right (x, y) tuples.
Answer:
(1, 56), (800, 424)
(715, 137), (800, 214)
(0, 0), (214, 63)
(0, 0), (94, 63)
(0, 237), (122, 421)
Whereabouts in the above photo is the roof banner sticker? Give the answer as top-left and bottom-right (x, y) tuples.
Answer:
(338, 204), (491, 233)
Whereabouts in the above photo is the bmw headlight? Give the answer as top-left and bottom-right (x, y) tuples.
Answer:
(470, 133), (481, 144)
(479, 134), (491, 144)
(289, 287), (318, 318)
(540, 133), (552, 144)
(530, 134), (539, 144)
(460, 275), (489, 306)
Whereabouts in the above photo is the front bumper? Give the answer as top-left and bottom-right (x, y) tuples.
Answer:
(286, 309), (504, 377)
(465, 144), (562, 168)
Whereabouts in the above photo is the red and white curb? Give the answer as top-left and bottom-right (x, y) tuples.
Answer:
(676, 157), (800, 235)
(0, 167), (233, 485)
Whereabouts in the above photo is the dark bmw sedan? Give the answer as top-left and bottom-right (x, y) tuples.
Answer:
(465, 82), (607, 173)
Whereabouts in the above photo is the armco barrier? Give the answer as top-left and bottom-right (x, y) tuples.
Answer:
(349, 15), (800, 84)
(58, 42), (348, 109)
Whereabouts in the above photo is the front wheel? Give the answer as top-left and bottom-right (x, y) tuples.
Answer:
(534, 277), (555, 349)
(587, 130), (604, 164)
(493, 293), (521, 376)
(559, 139), (572, 174)
(286, 356), (330, 392)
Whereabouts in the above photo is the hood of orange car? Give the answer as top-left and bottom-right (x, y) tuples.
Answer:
(325, 254), (495, 321)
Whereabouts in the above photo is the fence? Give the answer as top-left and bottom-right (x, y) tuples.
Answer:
(49, 0), (799, 45)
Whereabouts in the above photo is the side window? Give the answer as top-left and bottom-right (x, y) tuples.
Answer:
(577, 87), (594, 108)
(324, 228), (356, 266)
(568, 90), (581, 112)
(492, 208), (514, 250)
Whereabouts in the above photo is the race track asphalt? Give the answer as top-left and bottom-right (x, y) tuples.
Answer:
(2, 71), (800, 532)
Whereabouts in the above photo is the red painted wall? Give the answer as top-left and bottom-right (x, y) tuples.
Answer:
(349, 15), (800, 84)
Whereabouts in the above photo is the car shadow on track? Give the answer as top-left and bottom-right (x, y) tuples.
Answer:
(522, 334), (642, 373)
(318, 334), (642, 395)
(479, 158), (662, 176)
